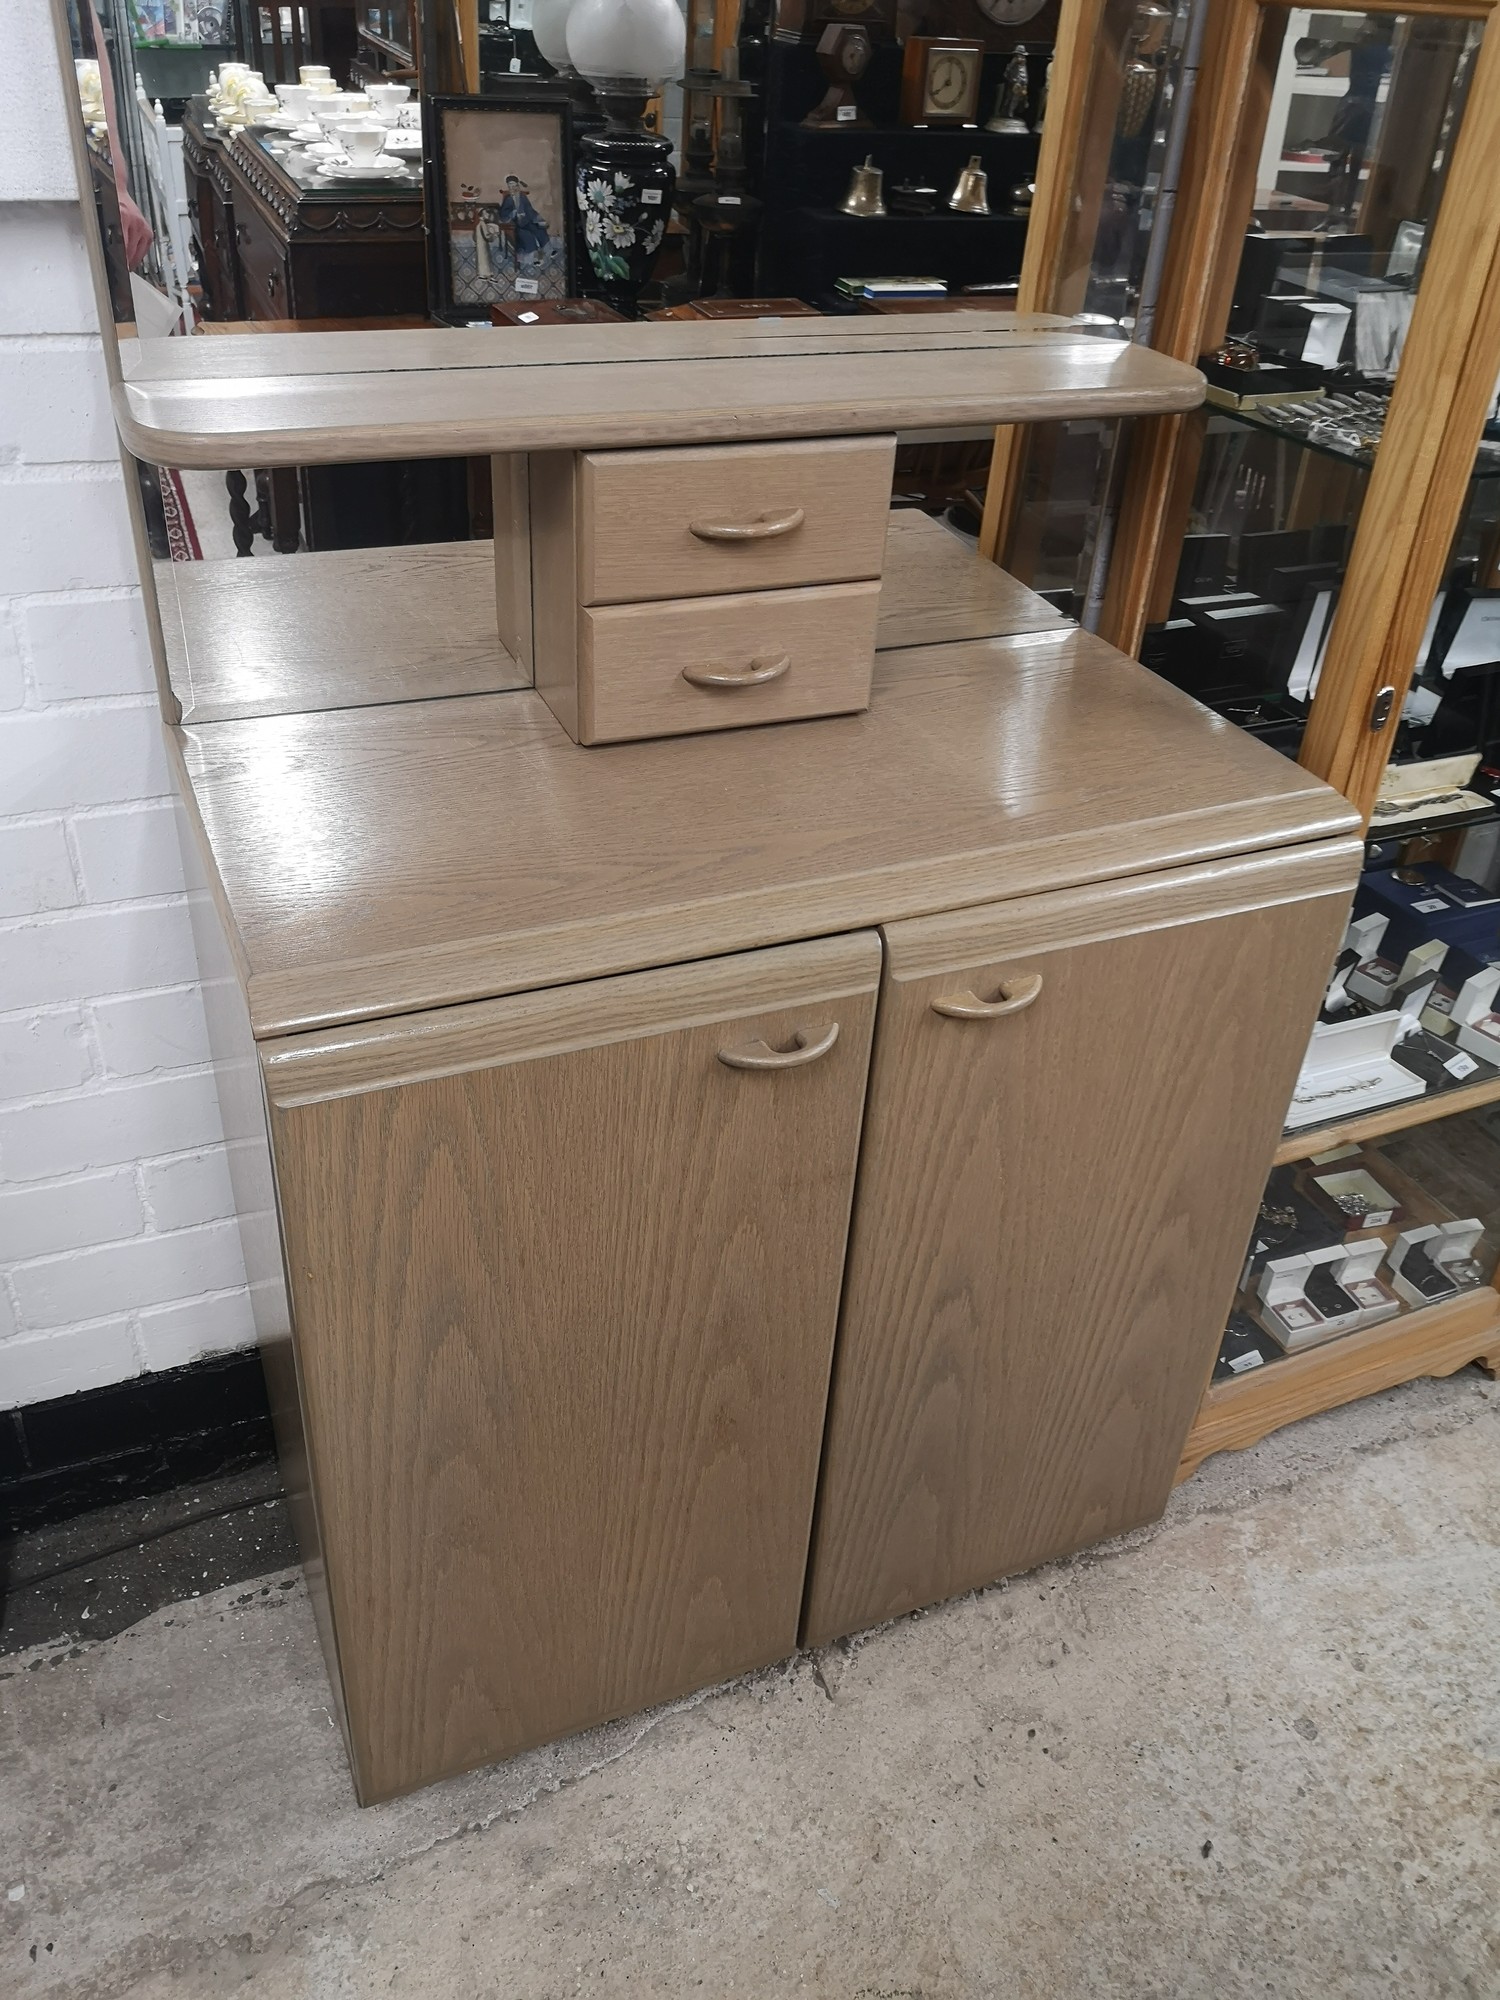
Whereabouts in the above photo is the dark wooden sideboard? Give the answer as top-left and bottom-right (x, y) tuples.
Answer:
(182, 98), (426, 324)
(178, 100), (468, 551)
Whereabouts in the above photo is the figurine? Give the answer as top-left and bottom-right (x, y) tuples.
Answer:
(986, 49), (1028, 134)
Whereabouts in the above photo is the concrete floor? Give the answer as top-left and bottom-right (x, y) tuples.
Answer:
(4, 1372), (1499, 2000)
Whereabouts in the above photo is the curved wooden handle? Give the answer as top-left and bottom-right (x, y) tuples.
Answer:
(682, 652), (791, 690)
(689, 506), (806, 543)
(930, 972), (1044, 1020)
(717, 1023), (840, 1070)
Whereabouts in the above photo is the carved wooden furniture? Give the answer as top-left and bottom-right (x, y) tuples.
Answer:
(200, 118), (426, 323)
(112, 316), (1363, 1801)
(181, 97), (244, 323)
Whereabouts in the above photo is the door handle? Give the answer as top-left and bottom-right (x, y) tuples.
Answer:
(682, 652), (791, 690)
(930, 972), (1043, 1020)
(718, 1022), (839, 1070)
(689, 506), (806, 542)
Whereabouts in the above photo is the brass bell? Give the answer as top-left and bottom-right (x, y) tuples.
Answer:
(948, 156), (990, 216)
(840, 154), (887, 218)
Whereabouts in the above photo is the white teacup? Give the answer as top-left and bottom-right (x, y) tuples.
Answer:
(366, 82), (411, 115)
(276, 82), (313, 118)
(299, 64), (332, 82)
(311, 97), (357, 130)
(342, 123), (387, 164)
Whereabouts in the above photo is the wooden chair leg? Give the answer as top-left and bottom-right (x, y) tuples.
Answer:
(226, 469), (256, 557)
(268, 467), (302, 553)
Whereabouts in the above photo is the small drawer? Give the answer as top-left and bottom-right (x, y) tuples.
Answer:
(577, 437), (895, 605)
(577, 581), (881, 744)
(235, 214), (289, 321)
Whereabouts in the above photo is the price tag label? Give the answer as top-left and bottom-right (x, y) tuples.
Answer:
(1413, 897), (1449, 913)
(643, 187), (663, 205)
(515, 276), (540, 297)
(719, 194), (741, 205)
(1227, 1351), (1264, 1374)
(1445, 1050), (1481, 1079)
(517, 310), (540, 323)
(836, 103), (857, 121)
(510, 57), (522, 71)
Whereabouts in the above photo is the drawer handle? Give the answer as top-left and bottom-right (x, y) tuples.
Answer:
(682, 652), (791, 690)
(718, 1023), (839, 1070)
(689, 506), (806, 543)
(930, 973), (1044, 1020)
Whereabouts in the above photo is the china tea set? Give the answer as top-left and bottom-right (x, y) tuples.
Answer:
(208, 62), (419, 182)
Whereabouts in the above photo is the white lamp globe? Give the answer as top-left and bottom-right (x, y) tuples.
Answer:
(565, 0), (686, 84)
(531, 0), (577, 71)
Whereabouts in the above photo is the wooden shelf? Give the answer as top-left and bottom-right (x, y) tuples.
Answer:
(1275, 1067), (1500, 1165)
(158, 512), (1069, 725)
(878, 512), (1067, 649)
(1177, 1286), (1500, 1482)
(159, 541), (527, 724)
(113, 316), (1205, 469)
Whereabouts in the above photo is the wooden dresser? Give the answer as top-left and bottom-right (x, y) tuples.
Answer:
(113, 318), (1363, 1802)
(181, 97), (243, 322)
(181, 98), (426, 324)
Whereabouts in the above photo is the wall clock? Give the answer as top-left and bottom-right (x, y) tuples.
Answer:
(912, 0), (1059, 54)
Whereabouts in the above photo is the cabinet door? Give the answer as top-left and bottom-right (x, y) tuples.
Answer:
(803, 842), (1361, 1647)
(262, 934), (879, 1803)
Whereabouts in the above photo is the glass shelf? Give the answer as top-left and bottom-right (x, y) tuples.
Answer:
(1212, 403), (1500, 482)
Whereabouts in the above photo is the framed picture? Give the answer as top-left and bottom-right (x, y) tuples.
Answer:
(426, 86), (577, 321)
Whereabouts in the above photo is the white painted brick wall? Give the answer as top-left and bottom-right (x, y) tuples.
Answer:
(0, 191), (252, 1408)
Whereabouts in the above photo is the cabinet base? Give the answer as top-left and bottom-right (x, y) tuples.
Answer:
(1177, 1289), (1500, 1483)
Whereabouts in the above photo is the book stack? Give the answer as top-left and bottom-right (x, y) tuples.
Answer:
(834, 276), (948, 302)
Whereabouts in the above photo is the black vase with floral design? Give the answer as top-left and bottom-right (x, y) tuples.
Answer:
(575, 86), (675, 317)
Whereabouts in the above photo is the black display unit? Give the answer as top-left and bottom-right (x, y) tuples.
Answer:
(752, 36), (1041, 302)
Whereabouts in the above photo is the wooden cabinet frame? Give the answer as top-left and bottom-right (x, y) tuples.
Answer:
(986, 0), (1500, 823)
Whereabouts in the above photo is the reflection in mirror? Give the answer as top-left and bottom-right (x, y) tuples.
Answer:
(993, 0), (1193, 618)
(56, 0), (1084, 723)
(1139, 9), (1490, 766)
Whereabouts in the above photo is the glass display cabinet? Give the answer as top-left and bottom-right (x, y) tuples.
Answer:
(996, 0), (1500, 1474)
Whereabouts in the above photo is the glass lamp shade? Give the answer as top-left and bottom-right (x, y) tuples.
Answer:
(531, 0), (577, 71)
(565, 0), (686, 85)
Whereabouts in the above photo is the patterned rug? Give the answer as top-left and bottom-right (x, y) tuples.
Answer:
(161, 466), (203, 562)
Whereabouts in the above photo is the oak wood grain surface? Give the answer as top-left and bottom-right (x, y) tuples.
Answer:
(114, 321), (1206, 467)
(490, 454), (533, 676)
(528, 450), (583, 738)
(802, 853), (1356, 1645)
(157, 511), (1061, 725)
(262, 930), (887, 1104)
(877, 512), (1068, 650)
(269, 933), (879, 1801)
(166, 738), (355, 1774)
(176, 632), (1358, 1039)
(117, 313), (1097, 386)
(176, 632), (1360, 1040)
(577, 438), (895, 605)
(161, 542), (525, 723)
(577, 580), (882, 743)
